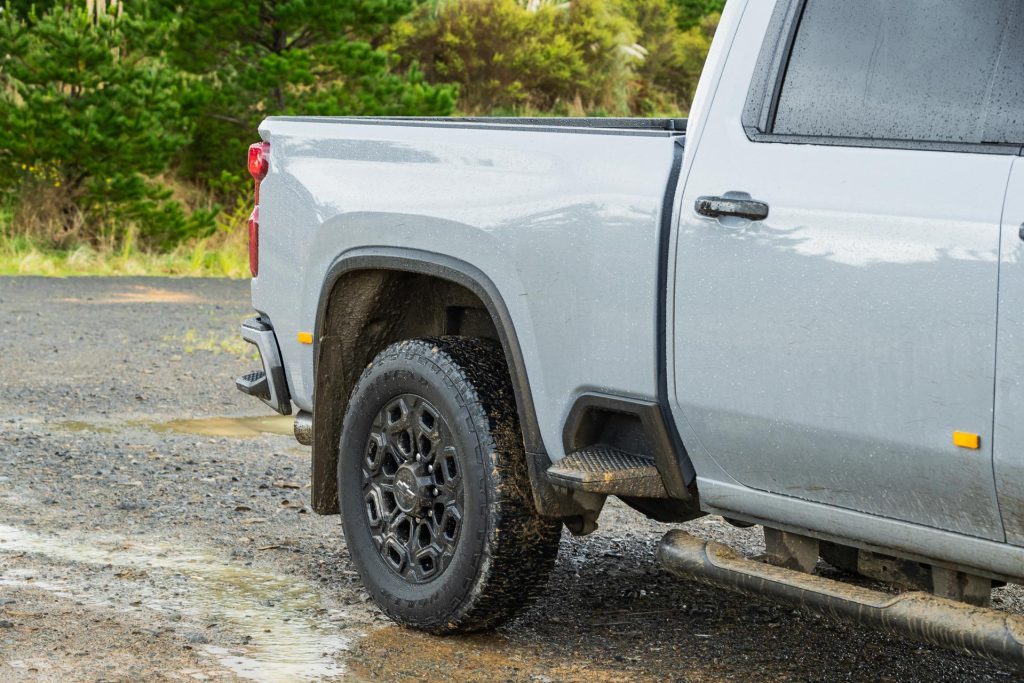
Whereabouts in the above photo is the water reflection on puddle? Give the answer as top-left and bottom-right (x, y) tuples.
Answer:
(55, 415), (296, 439)
(149, 415), (295, 439)
(0, 525), (347, 681)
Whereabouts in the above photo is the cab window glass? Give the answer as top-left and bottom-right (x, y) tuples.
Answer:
(773, 0), (1024, 145)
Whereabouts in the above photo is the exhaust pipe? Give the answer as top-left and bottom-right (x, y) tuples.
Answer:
(658, 530), (1024, 667)
(293, 410), (312, 446)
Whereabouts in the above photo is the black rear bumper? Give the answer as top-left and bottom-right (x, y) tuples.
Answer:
(236, 317), (291, 415)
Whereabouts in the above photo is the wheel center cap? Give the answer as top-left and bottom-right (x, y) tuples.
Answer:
(394, 465), (424, 513)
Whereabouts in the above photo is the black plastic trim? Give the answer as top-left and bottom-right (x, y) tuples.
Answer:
(561, 392), (691, 500)
(238, 316), (292, 415)
(742, 0), (1024, 157)
(657, 138), (697, 487)
(314, 248), (545, 457)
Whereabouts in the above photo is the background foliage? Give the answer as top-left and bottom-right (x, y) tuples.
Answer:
(0, 0), (723, 265)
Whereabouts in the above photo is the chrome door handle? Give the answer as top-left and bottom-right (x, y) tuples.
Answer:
(695, 195), (770, 221)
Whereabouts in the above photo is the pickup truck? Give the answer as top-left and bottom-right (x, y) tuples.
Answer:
(236, 0), (1024, 666)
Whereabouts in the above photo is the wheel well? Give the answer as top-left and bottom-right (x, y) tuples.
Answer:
(311, 268), (506, 514)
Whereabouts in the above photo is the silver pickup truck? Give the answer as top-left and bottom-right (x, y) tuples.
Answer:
(236, 0), (1024, 666)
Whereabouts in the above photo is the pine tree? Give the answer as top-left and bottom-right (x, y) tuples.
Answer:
(158, 0), (456, 194)
(0, 2), (212, 246)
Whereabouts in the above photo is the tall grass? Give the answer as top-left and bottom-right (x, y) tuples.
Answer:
(0, 199), (250, 278)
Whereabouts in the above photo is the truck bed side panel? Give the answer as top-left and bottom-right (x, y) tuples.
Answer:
(252, 120), (679, 461)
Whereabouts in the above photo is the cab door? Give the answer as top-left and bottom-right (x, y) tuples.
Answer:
(995, 161), (1024, 546)
(672, 0), (1023, 539)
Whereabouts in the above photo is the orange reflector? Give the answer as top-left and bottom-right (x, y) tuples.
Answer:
(297, 331), (313, 345)
(953, 431), (980, 450)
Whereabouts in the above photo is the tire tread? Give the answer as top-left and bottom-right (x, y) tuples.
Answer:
(341, 336), (561, 633)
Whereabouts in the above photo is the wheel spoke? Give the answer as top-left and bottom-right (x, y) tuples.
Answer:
(361, 393), (463, 584)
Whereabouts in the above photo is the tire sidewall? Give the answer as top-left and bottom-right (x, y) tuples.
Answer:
(339, 352), (493, 626)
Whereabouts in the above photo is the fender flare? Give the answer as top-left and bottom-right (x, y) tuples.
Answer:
(313, 247), (547, 459)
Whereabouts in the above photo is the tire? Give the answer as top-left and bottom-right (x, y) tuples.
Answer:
(338, 336), (562, 633)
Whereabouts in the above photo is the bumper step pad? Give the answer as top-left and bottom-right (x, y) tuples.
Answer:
(236, 370), (270, 401)
(547, 446), (668, 498)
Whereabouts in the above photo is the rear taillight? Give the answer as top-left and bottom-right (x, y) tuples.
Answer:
(248, 142), (270, 182)
(248, 206), (259, 277)
(247, 142), (269, 278)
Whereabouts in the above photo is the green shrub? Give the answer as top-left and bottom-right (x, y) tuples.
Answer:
(670, 0), (725, 29)
(391, 0), (638, 115)
(624, 0), (719, 115)
(0, 3), (213, 248)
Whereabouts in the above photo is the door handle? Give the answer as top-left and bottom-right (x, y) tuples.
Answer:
(695, 195), (770, 221)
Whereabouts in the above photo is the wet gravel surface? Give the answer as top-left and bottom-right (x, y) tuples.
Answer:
(0, 276), (1021, 681)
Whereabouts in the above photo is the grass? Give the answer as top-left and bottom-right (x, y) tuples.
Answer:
(0, 225), (250, 278)
(171, 328), (256, 358)
(0, 187), (250, 278)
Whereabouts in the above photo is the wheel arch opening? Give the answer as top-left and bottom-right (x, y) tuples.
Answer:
(310, 256), (544, 515)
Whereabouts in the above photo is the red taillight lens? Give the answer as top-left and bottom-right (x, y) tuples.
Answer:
(246, 141), (268, 278)
(248, 142), (269, 181)
(248, 206), (259, 277)
(248, 141), (270, 204)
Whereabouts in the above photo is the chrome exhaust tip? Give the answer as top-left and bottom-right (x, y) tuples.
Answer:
(294, 410), (313, 446)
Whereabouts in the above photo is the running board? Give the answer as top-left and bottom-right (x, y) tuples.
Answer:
(657, 530), (1024, 667)
(547, 446), (668, 498)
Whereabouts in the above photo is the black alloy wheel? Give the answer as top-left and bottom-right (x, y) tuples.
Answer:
(338, 337), (562, 633)
(361, 394), (463, 583)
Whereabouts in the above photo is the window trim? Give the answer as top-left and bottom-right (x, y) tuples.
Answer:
(742, 0), (1024, 156)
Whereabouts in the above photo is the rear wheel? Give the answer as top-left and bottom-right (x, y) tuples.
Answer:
(338, 337), (562, 633)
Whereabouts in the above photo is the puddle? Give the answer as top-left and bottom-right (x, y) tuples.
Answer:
(150, 415), (296, 439)
(54, 415), (297, 440)
(61, 285), (207, 305)
(348, 626), (639, 682)
(0, 525), (348, 681)
(57, 420), (115, 433)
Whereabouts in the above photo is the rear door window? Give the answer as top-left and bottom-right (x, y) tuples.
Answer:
(772, 0), (1024, 145)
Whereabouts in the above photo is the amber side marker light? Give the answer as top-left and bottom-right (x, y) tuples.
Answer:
(297, 332), (313, 345)
(953, 431), (980, 450)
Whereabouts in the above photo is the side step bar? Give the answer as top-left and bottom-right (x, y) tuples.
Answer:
(658, 530), (1024, 667)
(547, 446), (668, 498)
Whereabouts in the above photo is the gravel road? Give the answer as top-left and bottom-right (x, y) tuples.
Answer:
(0, 276), (1020, 682)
